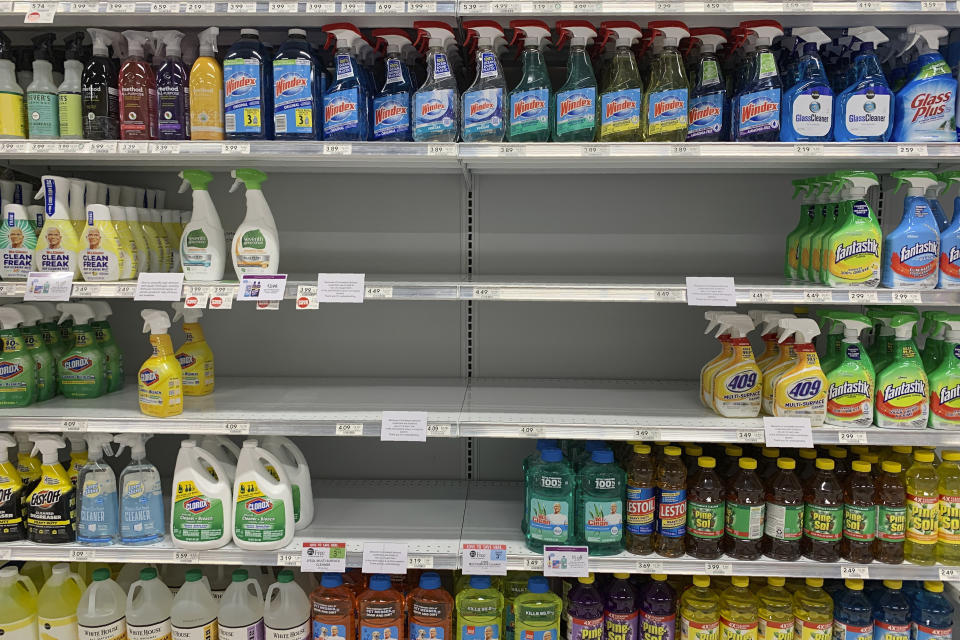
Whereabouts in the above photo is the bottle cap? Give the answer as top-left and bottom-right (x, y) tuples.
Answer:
(777, 458), (795, 470)
(93, 568), (110, 581)
(924, 581), (944, 593)
(892, 445), (912, 454)
(739, 457), (757, 470)
(731, 576), (749, 588)
(915, 451), (935, 463)
(685, 444), (703, 457)
(541, 448), (563, 463)
(883, 580), (902, 589)
(692, 576), (710, 587)
(761, 447), (779, 458)
(815, 458), (835, 470)
(579, 574), (595, 584)
(232, 569), (248, 582)
(850, 446), (869, 456)
(419, 572), (441, 590)
(698, 456), (716, 469)
(664, 446), (681, 457)
(845, 579), (864, 590)
(184, 569), (203, 582)
(860, 453), (880, 465)
(768, 577), (785, 587)
(724, 445), (743, 456)
(469, 575), (491, 590)
(591, 449), (614, 464)
(799, 449), (817, 460)
(585, 441), (605, 452)
(806, 578), (824, 587)
(527, 576), (549, 593)
(321, 573), (344, 588)
(140, 568), (158, 580)
(851, 460), (871, 473)
(651, 574), (667, 581)
(633, 444), (651, 454)
(613, 572), (629, 579)
(881, 461), (902, 473)
(277, 570), (294, 584)
(943, 450), (960, 462)
(370, 574), (392, 591)
(828, 447), (847, 459)
(536, 439), (559, 451)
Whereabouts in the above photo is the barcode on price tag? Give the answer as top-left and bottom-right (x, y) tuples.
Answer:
(633, 428), (661, 440)
(848, 290), (878, 303)
(224, 422), (250, 435)
(892, 291), (922, 303)
(61, 419), (87, 432)
(840, 566), (869, 579)
(172, 550), (200, 563)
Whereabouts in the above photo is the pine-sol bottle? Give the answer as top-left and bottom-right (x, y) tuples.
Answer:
(685, 456), (725, 560)
(626, 444), (655, 556)
(724, 457), (765, 560)
(759, 448), (780, 486)
(653, 445), (687, 558)
(829, 447), (851, 486)
(874, 460), (906, 564)
(797, 449), (818, 485)
(683, 445), (703, 471)
(718, 445), (743, 482)
(802, 458), (843, 562)
(763, 457), (803, 561)
(842, 460), (876, 564)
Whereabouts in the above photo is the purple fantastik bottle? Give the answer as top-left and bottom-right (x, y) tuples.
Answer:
(567, 575), (604, 640)
(639, 575), (677, 640)
(605, 573), (639, 640)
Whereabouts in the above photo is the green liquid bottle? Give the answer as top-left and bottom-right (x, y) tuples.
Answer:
(16, 304), (56, 402)
(597, 23), (643, 142)
(90, 301), (123, 393)
(928, 316), (960, 428)
(501, 571), (532, 639)
(32, 301), (66, 361)
(821, 171), (882, 287)
(526, 448), (575, 552)
(0, 307), (36, 407)
(808, 174), (843, 283)
(513, 577), (560, 640)
(824, 313), (875, 427)
(506, 22), (552, 143)
(56, 303), (107, 399)
(875, 315), (928, 429)
(576, 448), (626, 556)
(796, 177), (830, 281)
(640, 22), (689, 142)
(921, 311), (948, 373)
(865, 308), (894, 373)
(905, 449), (939, 565)
(786, 178), (816, 280)
(552, 22), (598, 143)
(456, 576), (503, 640)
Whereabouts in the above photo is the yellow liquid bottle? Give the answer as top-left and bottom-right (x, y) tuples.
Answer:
(79, 205), (127, 282)
(189, 27), (224, 141)
(719, 577), (758, 640)
(906, 450), (939, 565)
(138, 213), (164, 273)
(761, 337), (798, 415)
(792, 579), (832, 640)
(110, 210), (137, 280)
(0, 566), (37, 640)
(37, 564), (83, 640)
(122, 207), (149, 276)
(172, 303), (214, 396)
(773, 319), (827, 426)
(138, 310), (183, 418)
(680, 576), (720, 640)
(937, 450), (960, 564)
(757, 578), (793, 640)
(712, 316), (762, 418)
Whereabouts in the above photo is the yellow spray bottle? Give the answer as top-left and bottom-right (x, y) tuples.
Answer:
(190, 27), (223, 140)
(700, 311), (734, 408)
(0, 433), (25, 541)
(761, 318), (801, 415)
(773, 317), (827, 426)
(711, 314), (762, 418)
(138, 309), (183, 418)
(171, 302), (214, 396)
(79, 204), (127, 282)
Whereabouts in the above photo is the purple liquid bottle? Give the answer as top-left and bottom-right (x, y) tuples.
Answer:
(639, 575), (676, 640)
(604, 573), (639, 640)
(567, 575), (604, 640)
(153, 30), (190, 140)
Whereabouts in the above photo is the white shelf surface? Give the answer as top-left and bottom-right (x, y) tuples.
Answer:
(3, 377), (960, 445)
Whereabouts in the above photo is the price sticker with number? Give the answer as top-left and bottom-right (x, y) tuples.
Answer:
(224, 422), (250, 435)
(336, 423), (364, 436)
(62, 419), (87, 432)
(172, 550), (200, 563)
(847, 290), (878, 303)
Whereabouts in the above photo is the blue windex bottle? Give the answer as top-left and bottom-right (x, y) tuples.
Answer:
(834, 27), (894, 142)
(461, 21), (507, 142)
(370, 29), (414, 141)
(224, 28), (272, 140)
(321, 23), (370, 141)
(273, 28), (321, 140)
(731, 20), (783, 141)
(910, 581), (953, 640)
(412, 21), (460, 142)
(781, 30), (834, 142)
(687, 28), (727, 141)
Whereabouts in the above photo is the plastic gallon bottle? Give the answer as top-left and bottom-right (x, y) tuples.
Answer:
(233, 439), (294, 550)
(361, 574), (406, 640)
(171, 568), (218, 640)
(793, 579), (832, 640)
(909, 582), (952, 640)
(725, 457), (765, 560)
(525, 448), (574, 552)
(171, 440), (231, 550)
(261, 436), (312, 530)
(680, 576), (718, 640)
(407, 572), (452, 640)
(311, 573), (356, 640)
(576, 448), (625, 555)
(224, 29), (271, 140)
(219, 569), (264, 640)
(514, 577), (560, 640)
(604, 574), (638, 640)
(127, 567), (173, 640)
(77, 568), (126, 640)
(719, 577), (758, 640)
(265, 570), (310, 640)
(566, 574), (603, 640)
(38, 564), (84, 640)
(0, 566), (37, 640)
(832, 580), (872, 640)
(639, 575), (676, 640)
(756, 577), (792, 640)
(905, 450), (939, 565)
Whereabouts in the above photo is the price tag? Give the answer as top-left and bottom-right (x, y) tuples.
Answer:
(855, 0), (879, 8)
(891, 291), (922, 304)
(69, 1), (96, 11)
(119, 141), (148, 153)
(305, 1), (335, 8)
(803, 289), (832, 303)
(24, 272), (73, 301)
(652, 289), (683, 301)
(0, 142), (26, 153)
(114, 283), (137, 297)
(227, 0), (255, 9)
(837, 431), (868, 444)
(61, 419), (87, 432)
(633, 428), (661, 440)
(472, 287), (500, 299)
(793, 144), (823, 155)
(277, 551), (301, 566)
(0, 283), (20, 297)
(704, 562), (733, 575)
(365, 286), (393, 299)
(763, 416), (813, 449)
(938, 567), (960, 580)
(221, 142), (251, 154)
(897, 144), (928, 156)
(317, 273), (365, 303)
(407, 0), (435, 8)
(490, 0), (516, 9)
(920, 0), (946, 8)
(840, 566), (869, 579)
(24, 1), (55, 21)
(701, 0), (731, 9)
(427, 423), (452, 437)
(669, 143), (700, 155)
(519, 425), (544, 437)
(0, 547), (11, 560)
(339, 0), (364, 8)
(172, 550), (200, 563)
(323, 143), (353, 155)
(224, 422), (250, 435)
(70, 548), (94, 561)
(580, 145), (609, 157)
(183, 289), (209, 309)
(749, 290), (772, 303)
(291, 285), (315, 310)
(381, 411), (428, 442)
(686, 276), (736, 307)
(782, 0), (811, 9)
(523, 557), (544, 571)
(134, 272), (184, 301)
(70, 283), (99, 297)
(302, 541), (347, 572)
(460, 0), (479, 9)
(208, 286), (235, 310)
(238, 274), (287, 301)
(636, 560), (665, 573)
(376, 0), (402, 9)
(87, 141), (117, 153)
(150, 0), (174, 10)
(497, 144), (524, 157)
(543, 546), (589, 577)
(106, 1), (134, 9)
(27, 142), (54, 154)
(269, 0), (299, 9)
(408, 556), (434, 569)
(183, 0), (214, 9)
(427, 143), (456, 156)
(737, 429), (764, 443)
(654, 0), (682, 9)
(335, 423), (364, 436)
(848, 290), (878, 303)
(462, 544), (508, 575)
(148, 142), (180, 154)
(362, 542), (409, 574)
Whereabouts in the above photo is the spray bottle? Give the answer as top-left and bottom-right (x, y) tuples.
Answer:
(80, 204), (125, 282)
(893, 25), (956, 142)
(178, 169), (225, 280)
(172, 302), (214, 396)
(231, 168), (278, 276)
(505, 21), (551, 143)
(114, 434), (165, 545)
(0, 32), (24, 139)
(807, 174), (843, 282)
(773, 317), (827, 425)
(938, 171), (960, 289)
(412, 22), (459, 142)
(370, 30), (414, 141)
(710, 314), (762, 418)
(15, 433), (40, 518)
(33, 301), (65, 360)
(921, 311), (948, 373)
(88, 300), (123, 393)
(139, 309), (182, 417)
(824, 313), (875, 427)
(928, 315), (960, 428)
(875, 314), (928, 429)
(462, 21), (507, 142)
(26, 434), (74, 543)
(700, 311), (734, 409)
(76, 433), (118, 546)
(551, 21), (597, 142)
(82, 29), (120, 140)
(0, 433), (24, 541)
(190, 27), (223, 140)
(595, 22), (642, 141)
(732, 21), (783, 141)
(65, 434), (86, 489)
(782, 29), (834, 142)
(927, 175), (950, 232)
(0, 306), (34, 406)
(753, 311), (792, 372)
(26, 33), (59, 139)
(119, 31), (157, 140)
(58, 32), (85, 140)
(224, 29), (272, 140)
(321, 23), (370, 141)
(882, 171), (941, 289)
(55, 302), (105, 399)
(686, 28), (726, 141)
(785, 178), (816, 279)
(15, 304), (55, 402)
(0, 203), (37, 279)
(153, 30), (190, 140)
(641, 21), (690, 141)
(822, 171), (882, 287)
(273, 29), (320, 140)
(835, 27), (892, 142)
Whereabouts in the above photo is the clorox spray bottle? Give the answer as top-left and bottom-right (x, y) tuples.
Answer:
(506, 21), (552, 142)
(26, 434), (74, 543)
(321, 24), (370, 141)
(76, 433), (117, 546)
(552, 21), (598, 142)
(462, 21), (507, 142)
(782, 28), (833, 142)
(87, 301), (122, 393)
(55, 303), (105, 399)
(893, 25), (956, 142)
(230, 168), (279, 276)
(641, 21), (689, 141)
(114, 434), (164, 545)
(596, 21), (643, 142)
(773, 318), (827, 425)
(0, 306), (36, 407)
(927, 316), (960, 428)
(938, 171), (960, 288)
(835, 27), (893, 141)
(138, 309), (183, 418)
(171, 439), (232, 550)
(686, 28), (726, 141)
(822, 171), (882, 287)
(882, 171), (941, 289)
(875, 314), (928, 429)
(172, 302), (214, 396)
(233, 439), (295, 550)
(371, 30), (414, 141)
(711, 314), (761, 418)
(178, 169), (225, 281)
(824, 314), (875, 427)
(34, 176), (81, 277)
(732, 21), (783, 141)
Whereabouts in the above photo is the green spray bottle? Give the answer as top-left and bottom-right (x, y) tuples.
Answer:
(816, 310), (844, 373)
(0, 306), (36, 407)
(928, 315), (960, 428)
(875, 314), (928, 429)
(55, 302), (106, 399)
(785, 178), (816, 280)
(596, 21), (643, 142)
(14, 304), (56, 402)
(89, 301), (123, 393)
(921, 310), (949, 373)
(797, 176), (830, 280)
(32, 301), (66, 360)
(824, 313), (875, 427)
(552, 21), (598, 142)
(506, 21), (553, 143)
(866, 307), (895, 373)
(808, 173), (844, 282)
(821, 171), (882, 287)
(640, 21), (690, 141)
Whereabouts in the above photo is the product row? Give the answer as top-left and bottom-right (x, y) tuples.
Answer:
(524, 440), (949, 565)
(0, 19), (955, 143)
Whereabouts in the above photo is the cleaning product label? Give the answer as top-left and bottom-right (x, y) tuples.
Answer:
(584, 499), (622, 543)
(737, 88), (779, 137)
(725, 503), (764, 539)
(529, 496), (570, 542)
(682, 617), (719, 640)
(80, 618), (127, 640)
(27, 91), (58, 137)
(235, 479), (286, 543)
(0, 464), (23, 540)
(873, 621), (908, 640)
(411, 601), (450, 640)
(907, 493), (938, 544)
(790, 88), (832, 138)
(173, 479), (224, 543)
(0, 213), (36, 279)
(886, 213), (938, 284)
(687, 93), (723, 139)
(273, 59), (314, 135)
(764, 503), (803, 540)
(606, 611), (638, 640)
(832, 621), (871, 640)
(120, 475), (165, 543)
(80, 220), (123, 282)
(433, 53), (452, 79)
(720, 618), (757, 640)
(266, 619), (309, 640)
(58, 92), (81, 140)
(414, 89), (456, 138)
(173, 619), (217, 640)
(912, 625), (950, 640)
(478, 50), (498, 78)
(373, 93), (410, 139)
(463, 88), (503, 138)
(758, 619), (791, 640)
(27, 471), (75, 542)
(938, 494), (960, 544)
(181, 229), (212, 270)
(843, 90), (890, 137)
(458, 624), (495, 640)
(510, 89), (549, 136)
(843, 503), (876, 542)
(647, 89), (687, 135)
(323, 88), (360, 136)
(714, 358), (761, 417)
(627, 484), (655, 536)
(827, 372), (873, 426)
(0, 92), (24, 138)
(892, 65), (955, 141)
(877, 504), (906, 541)
(939, 240), (960, 287)
(555, 88), (595, 136)
(3, 615), (38, 640)
(234, 228), (273, 272)
(224, 58), (263, 135)
(876, 375), (928, 426)
(78, 472), (117, 543)
(569, 614), (603, 640)
(827, 210), (881, 286)
(39, 615), (79, 640)
(687, 500), (724, 539)
(657, 488), (686, 537)
(118, 83), (155, 139)
(219, 620), (263, 640)
(157, 80), (188, 139)
(641, 612), (675, 640)
(82, 82), (119, 139)
(803, 503), (842, 541)
(932, 373), (960, 426)
(312, 623), (346, 640)
(795, 621), (831, 640)
(36, 219), (79, 274)
(600, 88), (641, 137)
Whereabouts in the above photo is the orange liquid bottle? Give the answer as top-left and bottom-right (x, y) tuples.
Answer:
(311, 573), (357, 640)
(359, 574), (406, 640)
(408, 572), (453, 640)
